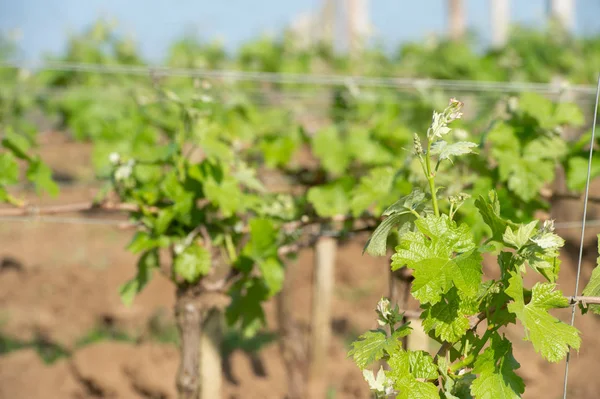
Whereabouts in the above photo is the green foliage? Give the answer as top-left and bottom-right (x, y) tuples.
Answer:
(0, 129), (59, 204)
(470, 334), (524, 399)
(581, 235), (600, 315)
(351, 99), (592, 398)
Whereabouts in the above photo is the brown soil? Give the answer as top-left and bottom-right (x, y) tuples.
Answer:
(2, 135), (600, 398)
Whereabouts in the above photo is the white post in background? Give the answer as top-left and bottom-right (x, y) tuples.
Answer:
(347, 0), (372, 55)
(448, 0), (467, 41)
(320, 0), (337, 47)
(490, 0), (510, 49)
(549, 0), (576, 32)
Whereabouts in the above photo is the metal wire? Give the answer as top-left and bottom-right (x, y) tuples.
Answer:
(0, 215), (133, 227)
(562, 73), (600, 399)
(555, 219), (600, 230)
(2, 60), (598, 94)
(1, 211), (600, 233)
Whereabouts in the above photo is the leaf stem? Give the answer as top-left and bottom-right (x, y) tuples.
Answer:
(425, 141), (440, 217)
(408, 208), (422, 219)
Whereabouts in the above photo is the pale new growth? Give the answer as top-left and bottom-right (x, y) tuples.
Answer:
(363, 367), (395, 397)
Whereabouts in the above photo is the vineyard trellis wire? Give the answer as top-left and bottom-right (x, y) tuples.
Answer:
(562, 73), (600, 399)
(2, 60), (599, 94)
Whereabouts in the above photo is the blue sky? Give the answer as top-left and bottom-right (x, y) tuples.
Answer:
(2, 0), (600, 62)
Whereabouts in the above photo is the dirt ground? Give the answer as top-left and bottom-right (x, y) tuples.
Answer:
(2, 134), (600, 398)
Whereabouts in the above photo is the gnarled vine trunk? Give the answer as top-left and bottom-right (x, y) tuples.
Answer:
(175, 287), (226, 399)
(277, 259), (308, 399)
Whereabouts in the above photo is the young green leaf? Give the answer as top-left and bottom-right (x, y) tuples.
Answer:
(311, 126), (350, 175)
(349, 327), (410, 369)
(430, 140), (478, 162)
(257, 257), (284, 297)
(475, 191), (517, 243)
(119, 250), (158, 306)
(470, 334), (524, 399)
(421, 288), (477, 343)
(0, 152), (19, 185)
(307, 177), (353, 217)
(364, 189), (429, 256)
(2, 130), (32, 161)
(581, 235), (600, 314)
(26, 158), (59, 196)
(388, 350), (440, 399)
(392, 215), (482, 304)
(173, 243), (211, 283)
(506, 272), (580, 362)
(503, 222), (537, 249)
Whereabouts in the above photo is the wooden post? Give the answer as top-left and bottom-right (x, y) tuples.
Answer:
(200, 308), (223, 399)
(309, 236), (337, 397)
(490, 0), (510, 49)
(448, 0), (466, 41)
(549, 0), (575, 31)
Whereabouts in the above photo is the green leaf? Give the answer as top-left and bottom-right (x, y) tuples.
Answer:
(487, 122), (557, 201)
(383, 190), (427, 216)
(203, 177), (244, 217)
(26, 158), (59, 196)
(2, 130), (32, 161)
(233, 162), (265, 193)
(518, 92), (553, 128)
(127, 231), (157, 254)
(364, 211), (414, 256)
(0, 152), (19, 185)
(349, 327), (410, 369)
(260, 130), (301, 168)
(581, 235), (600, 314)
(0, 187), (10, 202)
(513, 223), (564, 282)
(392, 215), (482, 304)
(430, 140), (478, 162)
(502, 157), (554, 202)
(475, 191), (517, 243)
(523, 136), (567, 161)
(506, 272), (580, 362)
(502, 221), (537, 249)
(566, 156), (600, 191)
(347, 127), (393, 165)
(554, 102), (585, 127)
(311, 126), (350, 175)
(154, 208), (176, 235)
(119, 250), (158, 306)
(174, 243), (212, 282)
(470, 334), (524, 399)
(307, 177), (353, 217)
(364, 189), (429, 256)
(421, 288), (477, 343)
(388, 350), (440, 399)
(486, 122), (519, 155)
(226, 277), (270, 337)
(350, 167), (394, 217)
(246, 218), (278, 260)
(257, 257), (284, 297)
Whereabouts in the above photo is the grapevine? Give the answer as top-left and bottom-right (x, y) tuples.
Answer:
(351, 98), (600, 398)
